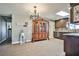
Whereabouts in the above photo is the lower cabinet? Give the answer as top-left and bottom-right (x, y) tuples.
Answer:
(63, 35), (79, 56)
(53, 32), (64, 39)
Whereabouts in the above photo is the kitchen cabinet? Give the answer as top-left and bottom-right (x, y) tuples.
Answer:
(63, 33), (79, 56)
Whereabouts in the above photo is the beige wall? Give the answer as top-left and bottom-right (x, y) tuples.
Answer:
(0, 4), (56, 44)
(0, 4), (32, 44)
(49, 21), (55, 39)
(12, 13), (32, 44)
(12, 16), (55, 44)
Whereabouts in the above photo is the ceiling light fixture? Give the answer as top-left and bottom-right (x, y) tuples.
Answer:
(56, 11), (69, 17)
(30, 6), (39, 20)
(68, 7), (71, 10)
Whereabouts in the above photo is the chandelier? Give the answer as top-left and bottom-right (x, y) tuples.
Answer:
(30, 6), (39, 20)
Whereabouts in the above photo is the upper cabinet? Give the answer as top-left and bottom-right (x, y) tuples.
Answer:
(70, 3), (79, 23)
(55, 18), (68, 28)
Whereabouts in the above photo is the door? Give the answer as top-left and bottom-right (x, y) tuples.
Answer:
(1, 18), (7, 41)
(0, 16), (7, 43)
(0, 17), (2, 41)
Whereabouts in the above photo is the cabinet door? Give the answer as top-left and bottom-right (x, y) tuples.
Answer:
(35, 22), (39, 39)
(39, 22), (42, 32)
(32, 21), (39, 40)
(38, 21), (42, 39)
(43, 22), (48, 38)
(32, 21), (35, 34)
(43, 22), (47, 32)
(35, 22), (38, 33)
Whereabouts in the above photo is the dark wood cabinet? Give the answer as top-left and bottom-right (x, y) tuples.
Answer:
(63, 34), (79, 56)
(70, 3), (79, 23)
(53, 32), (75, 40)
(55, 18), (68, 29)
(32, 18), (49, 42)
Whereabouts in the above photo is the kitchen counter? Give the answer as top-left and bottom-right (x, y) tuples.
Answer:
(63, 33), (79, 36)
(53, 31), (75, 39)
(63, 33), (79, 56)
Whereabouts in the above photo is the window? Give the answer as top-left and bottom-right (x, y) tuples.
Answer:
(75, 24), (79, 29)
(66, 23), (79, 29)
(69, 23), (75, 29)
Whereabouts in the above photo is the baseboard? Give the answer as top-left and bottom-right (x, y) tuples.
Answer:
(0, 38), (6, 44)
(12, 41), (19, 44)
(49, 38), (54, 39)
(12, 40), (31, 44)
(61, 52), (65, 56)
(26, 40), (31, 42)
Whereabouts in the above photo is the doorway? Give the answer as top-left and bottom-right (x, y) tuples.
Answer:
(0, 15), (12, 45)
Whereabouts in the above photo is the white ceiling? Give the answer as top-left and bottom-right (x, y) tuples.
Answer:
(0, 3), (70, 20)
(23, 3), (70, 20)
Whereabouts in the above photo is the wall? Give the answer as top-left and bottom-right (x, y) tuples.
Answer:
(0, 4), (32, 44)
(12, 14), (56, 44)
(0, 4), (56, 44)
(12, 14), (32, 44)
(49, 21), (55, 39)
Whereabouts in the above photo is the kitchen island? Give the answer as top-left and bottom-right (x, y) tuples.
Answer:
(63, 33), (79, 56)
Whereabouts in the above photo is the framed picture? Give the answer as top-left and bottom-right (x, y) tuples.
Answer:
(73, 5), (79, 22)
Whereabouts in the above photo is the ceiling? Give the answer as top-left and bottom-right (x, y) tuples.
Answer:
(23, 3), (70, 20)
(0, 3), (70, 20)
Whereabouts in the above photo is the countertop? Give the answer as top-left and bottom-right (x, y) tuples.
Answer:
(63, 33), (79, 36)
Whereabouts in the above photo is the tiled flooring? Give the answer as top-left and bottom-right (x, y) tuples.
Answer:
(0, 38), (65, 56)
